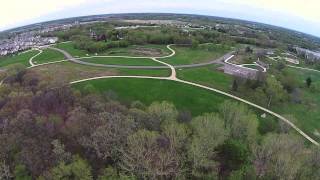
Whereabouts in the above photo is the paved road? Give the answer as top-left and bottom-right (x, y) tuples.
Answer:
(47, 46), (235, 69)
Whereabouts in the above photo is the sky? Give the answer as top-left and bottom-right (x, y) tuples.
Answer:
(1, 0), (320, 37)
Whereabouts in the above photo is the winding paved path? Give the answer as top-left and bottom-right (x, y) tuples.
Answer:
(45, 46), (235, 69)
(20, 43), (320, 146)
(61, 44), (319, 146)
(29, 49), (43, 67)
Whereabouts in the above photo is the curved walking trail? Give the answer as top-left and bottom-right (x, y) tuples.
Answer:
(29, 49), (43, 67)
(56, 44), (320, 146)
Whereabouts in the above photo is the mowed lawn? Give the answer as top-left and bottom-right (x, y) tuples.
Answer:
(55, 42), (88, 57)
(177, 65), (233, 91)
(33, 48), (65, 64)
(32, 61), (171, 83)
(55, 42), (171, 57)
(162, 44), (231, 65)
(99, 44), (171, 57)
(80, 57), (164, 66)
(72, 78), (229, 116)
(0, 50), (38, 67)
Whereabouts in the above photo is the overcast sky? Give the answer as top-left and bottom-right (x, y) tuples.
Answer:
(1, 0), (320, 37)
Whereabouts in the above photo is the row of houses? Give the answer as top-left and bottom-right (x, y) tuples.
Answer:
(0, 35), (58, 56)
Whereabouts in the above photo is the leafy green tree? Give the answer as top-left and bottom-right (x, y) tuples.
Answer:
(188, 113), (229, 178)
(219, 101), (258, 143)
(253, 133), (305, 180)
(50, 156), (93, 180)
(14, 164), (32, 180)
(232, 79), (238, 91)
(306, 77), (312, 88)
(162, 120), (190, 152)
(220, 140), (250, 170)
(147, 101), (178, 130)
(98, 166), (136, 180)
(191, 39), (199, 49)
(265, 76), (286, 107)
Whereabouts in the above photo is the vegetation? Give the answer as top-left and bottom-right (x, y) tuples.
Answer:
(162, 44), (231, 65)
(0, 50), (38, 67)
(72, 78), (228, 115)
(81, 57), (163, 66)
(1, 14), (320, 180)
(32, 48), (65, 64)
(0, 68), (318, 179)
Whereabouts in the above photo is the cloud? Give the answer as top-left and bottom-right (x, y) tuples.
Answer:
(0, 0), (320, 36)
(0, 0), (90, 30)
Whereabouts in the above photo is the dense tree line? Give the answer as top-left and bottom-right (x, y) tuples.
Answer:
(0, 65), (319, 180)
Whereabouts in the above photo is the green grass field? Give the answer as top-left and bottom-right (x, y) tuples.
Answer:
(99, 44), (171, 57)
(72, 78), (229, 116)
(80, 57), (164, 66)
(33, 48), (65, 64)
(55, 42), (88, 57)
(55, 42), (171, 57)
(0, 50), (38, 67)
(32, 61), (171, 84)
(118, 68), (170, 77)
(162, 44), (230, 65)
(177, 65), (233, 91)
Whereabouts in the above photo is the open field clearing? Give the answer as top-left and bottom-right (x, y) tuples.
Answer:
(31, 61), (170, 84)
(177, 64), (233, 91)
(54, 42), (171, 57)
(80, 57), (163, 66)
(162, 44), (230, 65)
(72, 78), (230, 116)
(33, 48), (65, 64)
(0, 50), (38, 67)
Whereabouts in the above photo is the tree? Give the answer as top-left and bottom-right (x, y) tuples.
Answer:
(191, 39), (199, 49)
(147, 101), (178, 130)
(188, 113), (229, 178)
(80, 113), (135, 161)
(50, 156), (93, 180)
(297, 146), (320, 179)
(0, 161), (11, 180)
(232, 79), (238, 91)
(265, 76), (286, 107)
(245, 46), (253, 53)
(219, 101), (258, 143)
(162, 121), (190, 152)
(220, 140), (250, 171)
(253, 133), (305, 180)
(120, 130), (184, 179)
(98, 166), (136, 180)
(52, 140), (72, 163)
(306, 77), (312, 88)
(13, 164), (32, 180)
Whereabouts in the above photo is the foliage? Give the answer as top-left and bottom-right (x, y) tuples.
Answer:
(0, 65), (318, 180)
